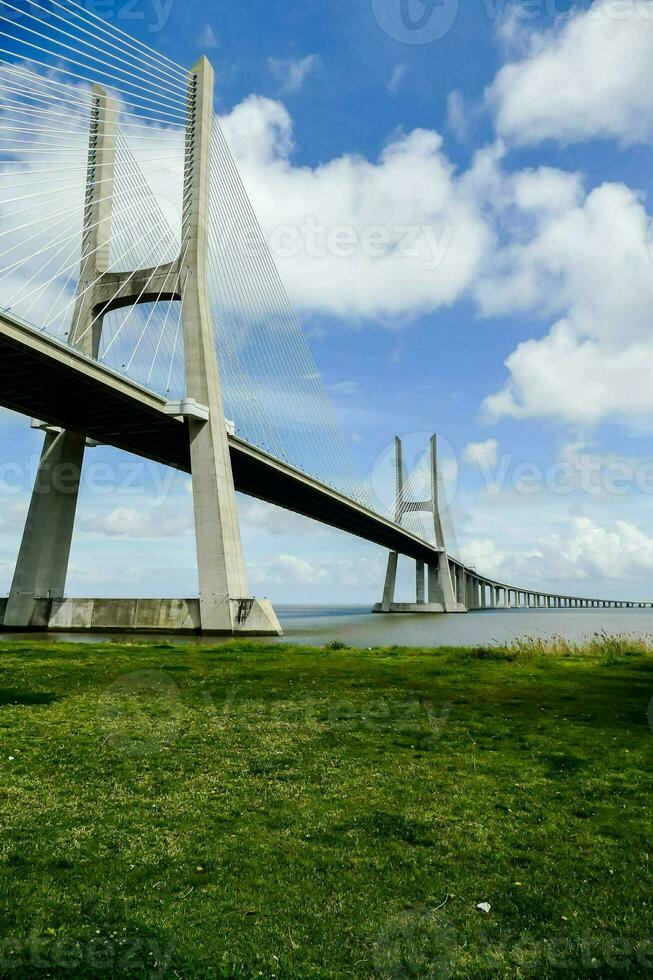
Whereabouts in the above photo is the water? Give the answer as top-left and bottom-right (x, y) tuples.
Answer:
(3, 606), (653, 648)
(274, 606), (653, 647)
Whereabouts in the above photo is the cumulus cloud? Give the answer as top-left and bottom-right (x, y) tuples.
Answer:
(240, 498), (320, 537)
(476, 169), (653, 425)
(250, 551), (385, 594)
(198, 24), (219, 49)
(459, 515), (653, 589)
(465, 439), (499, 469)
(268, 54), (318, 94)
(254, 553), (327, 586)
(459, 537), (506, 577)
(488, 0), (653, 146)
(538, 516), (653, 582)
(80, 506), (193, 539)
(219, 96), (491, 321)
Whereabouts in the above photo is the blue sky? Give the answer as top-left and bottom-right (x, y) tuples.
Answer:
(2, 0), (653, 604)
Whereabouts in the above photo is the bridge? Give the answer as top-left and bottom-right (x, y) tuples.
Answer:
(0, 1), (646, 634)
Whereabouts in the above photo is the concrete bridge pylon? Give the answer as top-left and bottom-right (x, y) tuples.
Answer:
(4, 58), (281, 635)
(373, 434), (466, 614)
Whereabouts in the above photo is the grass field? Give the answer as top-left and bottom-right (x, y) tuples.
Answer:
(0, 635), (651, 978)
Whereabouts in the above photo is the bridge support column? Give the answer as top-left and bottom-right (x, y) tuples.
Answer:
(456, 565), (465, 605)
(416, 561), (425, 604)
(4, 430), (86, 627)
(180, 59), (280, 634)
(381, 552), (399, 611)
(4, 85), (119, 629)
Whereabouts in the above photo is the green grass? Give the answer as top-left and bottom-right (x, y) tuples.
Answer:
(0, 636), (652, 977)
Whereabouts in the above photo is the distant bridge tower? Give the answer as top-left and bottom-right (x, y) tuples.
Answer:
(374, 435), (464, 614)
(4, 59), (281, 635)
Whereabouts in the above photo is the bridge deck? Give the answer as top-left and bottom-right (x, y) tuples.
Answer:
(0, 313), (444, 565)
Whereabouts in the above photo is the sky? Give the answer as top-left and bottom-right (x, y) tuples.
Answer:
(2, 0), (653, 605)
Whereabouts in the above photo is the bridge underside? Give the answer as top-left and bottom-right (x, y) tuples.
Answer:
(0, 318), (443, 565)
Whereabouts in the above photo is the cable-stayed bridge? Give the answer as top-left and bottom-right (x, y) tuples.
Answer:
(0, 1), (647, 634)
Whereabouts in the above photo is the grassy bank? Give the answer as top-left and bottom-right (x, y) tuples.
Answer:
(0, 636), (651, 977)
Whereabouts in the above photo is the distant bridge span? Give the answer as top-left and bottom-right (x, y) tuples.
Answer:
(2, 311), (648, 617)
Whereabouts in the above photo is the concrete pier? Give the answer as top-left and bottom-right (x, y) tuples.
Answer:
(0, 598), (280, 635)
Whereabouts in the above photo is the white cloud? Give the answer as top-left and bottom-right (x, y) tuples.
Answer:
(476, 169), (653, 426)
(387, 64), (407, 94)
(446, 91), (469, 142)
(268, 54), (318, 95)
(198, 24), (219, 49)
(458, 513), (653, 590)
(488, 0), (653, 146)
(484, 325), (653, 425)
(538, 517), (653, 582)
(0, 500), (28, 547)
(465, 439), (499, 468)
(250, 550), (385, 595)
(460, 537), (506, 577)
(239, 498), (320, 537)
(256, 553), (328, 586)
(219, 96), (491, 321)
(80, 506), (193, 540)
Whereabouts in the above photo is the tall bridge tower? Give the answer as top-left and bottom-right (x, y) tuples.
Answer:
(374, 435), (465, 614)
(3, 59), (281, 636)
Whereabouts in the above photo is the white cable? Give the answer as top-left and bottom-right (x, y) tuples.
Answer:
(0, 9), (187, 103)
(0, 0), (188, 91)
(0, 35), (186, 114)
(0, 56), (186, 123)
(50, 0), (188, 77)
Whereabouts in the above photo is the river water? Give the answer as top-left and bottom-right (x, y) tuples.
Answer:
(274, 605), (653, 647)
(3, 605), (653, 648)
